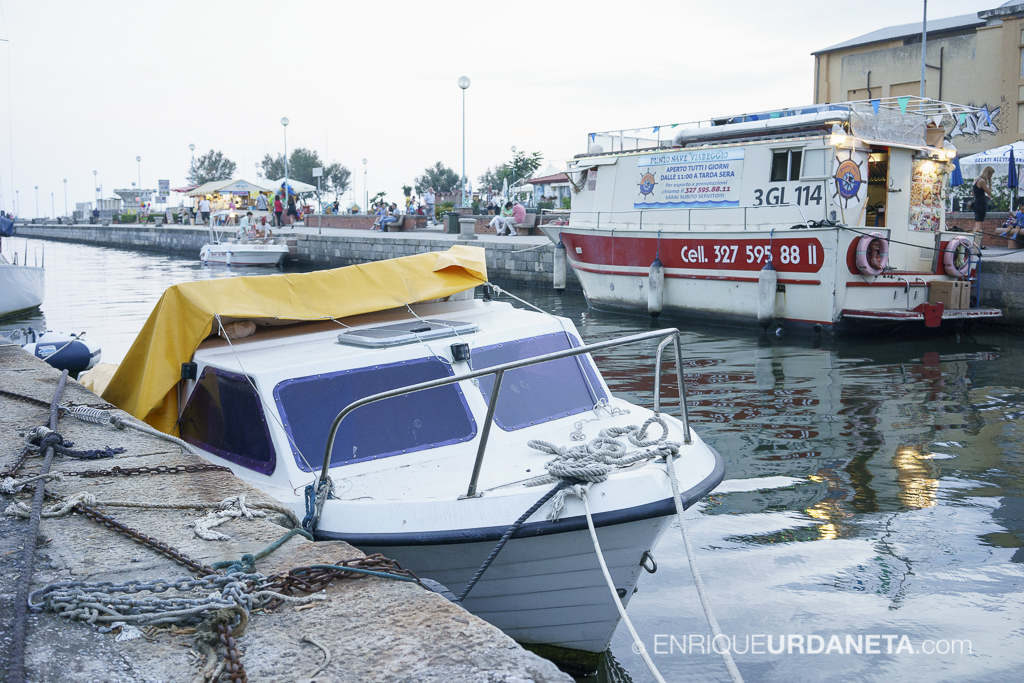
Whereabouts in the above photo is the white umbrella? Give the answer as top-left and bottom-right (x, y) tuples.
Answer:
(960, 141), (1024, 179)
(501, 177), (508, 200)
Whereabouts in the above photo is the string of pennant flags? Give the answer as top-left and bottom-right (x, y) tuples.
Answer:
(589, 98), (989, 143)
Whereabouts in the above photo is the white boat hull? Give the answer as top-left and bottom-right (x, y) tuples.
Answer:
(357, 513), (671, 653)
(0, 264), (44, 319)
(200, 243), (287, 266)
(543, 226), (1000, 335)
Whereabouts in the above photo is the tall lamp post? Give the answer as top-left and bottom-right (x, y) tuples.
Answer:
(62, 179), (67, 218)
(458, 76), (470, 208)
(188, 143), (195, 183)
(362, 159), (367, 214)
(15, 189), (18, 217)
(93, 170), (98, 204)
(50, 192), (54, 220)
(136, 156), (142, 217)
(510, 145), (517, 200)
(281, 117), (290, 210)
(34, 185), (38, 218)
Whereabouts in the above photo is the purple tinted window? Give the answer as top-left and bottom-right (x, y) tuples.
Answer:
(469, 332), (606, 431)
(274, 357), (476, 471)
(180, 368), (276, 474)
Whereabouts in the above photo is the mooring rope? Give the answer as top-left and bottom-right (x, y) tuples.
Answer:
(665, 451), (744, 683)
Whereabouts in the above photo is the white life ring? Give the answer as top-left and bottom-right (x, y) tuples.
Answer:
(855, 232), (889, 276)
(943, 236), (976, 278)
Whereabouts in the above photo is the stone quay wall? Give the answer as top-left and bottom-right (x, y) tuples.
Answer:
(11, 223), (580, 291)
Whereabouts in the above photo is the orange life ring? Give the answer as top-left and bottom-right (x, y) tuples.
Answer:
(856, 232), (889, 276)
(943, 236), (975, 278)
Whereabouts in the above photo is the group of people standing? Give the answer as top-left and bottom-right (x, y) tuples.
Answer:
(194, 190), (299, 228)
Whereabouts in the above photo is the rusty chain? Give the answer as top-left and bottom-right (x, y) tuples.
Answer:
(218, 620), (247, 682)
(0, 446), (33, 479)
(74, 502), (218, 576)
(63, 463), (233, 479)
(259, 554), (420, 609)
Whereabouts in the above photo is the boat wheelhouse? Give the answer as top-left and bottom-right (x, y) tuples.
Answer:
(541, 97), (1001, 336)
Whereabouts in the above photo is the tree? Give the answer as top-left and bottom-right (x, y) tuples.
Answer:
(478, 151), (543, 192)
(414, 162), (460, 197)
(324, 162), (351, 198)
(260, 149), (350, 200)
(189, 150), (237, 185)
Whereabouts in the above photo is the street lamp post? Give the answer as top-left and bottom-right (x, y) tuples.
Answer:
(63, 179), (67, 219)
(34, 186), (38, 219)
(51, 192), (54, 220)
(136, 156), (142, 217)
(362, 159), (367, 214)
(188, 144), (195, 184)
(458, 76), (470, 208)
(281, 118), (290, 219)
(15, 189), (18, 217)
(511, 145), (517, 200)
(93, 170), (98, 205)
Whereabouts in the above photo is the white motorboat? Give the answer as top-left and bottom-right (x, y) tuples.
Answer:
(199, 239), (289, 266)
(0, 238), (44, 320)
(543, 96), (1002, 336)
(99, 247), (724, 662)
(199, 220), (288, 266)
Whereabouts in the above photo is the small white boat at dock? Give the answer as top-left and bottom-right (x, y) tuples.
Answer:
(97, 246), (724, 661)
(199, 220), (289, 267)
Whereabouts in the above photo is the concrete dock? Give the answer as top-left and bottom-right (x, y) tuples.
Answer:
(0, 344), (572, 683)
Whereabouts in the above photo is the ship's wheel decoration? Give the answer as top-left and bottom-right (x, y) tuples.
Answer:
(637, 169), (657, 200)
(830, 149), (867, 209)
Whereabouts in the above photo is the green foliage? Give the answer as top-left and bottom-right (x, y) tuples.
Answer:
(478, 151), (543, 191)
(414, 162), (460, 196)
(436, 201), (455, 219)
(189, 150), (237, 185)
(402, 184), (413, 197)
(471, 200), (481, 214)
(950, 179), (1019, 213)
(537, 200), (555, 210)
(561, 196), (572, 209)
(262, 150), (351, 199)
(116, 213), (137, 224)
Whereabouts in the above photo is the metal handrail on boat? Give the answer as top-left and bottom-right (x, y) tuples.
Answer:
(317, 328), (691, 498)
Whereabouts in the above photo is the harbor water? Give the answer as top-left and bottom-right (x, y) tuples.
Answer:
(3, 238), (1023, 682)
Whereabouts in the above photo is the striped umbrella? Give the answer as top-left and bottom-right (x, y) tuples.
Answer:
(1009, 148), (1018, 212)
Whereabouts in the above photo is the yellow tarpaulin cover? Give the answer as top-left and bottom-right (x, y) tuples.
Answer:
(102, 245), (487, 434)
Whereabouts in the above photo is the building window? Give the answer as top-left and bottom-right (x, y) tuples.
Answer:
(770, 150), (803, 182)
(1020, 47), (1024, 78)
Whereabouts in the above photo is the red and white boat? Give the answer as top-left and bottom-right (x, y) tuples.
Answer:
(541, 97), (1001, 336)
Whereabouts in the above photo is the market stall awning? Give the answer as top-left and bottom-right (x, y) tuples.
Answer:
(186, 179), (271, 197)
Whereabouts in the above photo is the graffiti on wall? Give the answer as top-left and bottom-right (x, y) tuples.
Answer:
(947, 101), (1004, 140)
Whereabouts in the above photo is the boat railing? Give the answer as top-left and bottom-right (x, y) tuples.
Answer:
(562, 203), (831, 232)
(317, 327), (691, 498)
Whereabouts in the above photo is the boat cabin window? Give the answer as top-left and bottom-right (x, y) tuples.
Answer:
(800, 148), (829, 179)
(469, 332), (607, 431)
(274, 358), (476, 470)
(180, 367), (276, 474)
(770, 149), (802, 182)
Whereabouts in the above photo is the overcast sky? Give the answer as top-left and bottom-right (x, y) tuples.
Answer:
(0, 0), (1000, 216)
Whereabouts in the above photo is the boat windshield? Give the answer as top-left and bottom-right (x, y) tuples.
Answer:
(469, 332), (607, 431)
(274, 357), (477, 471)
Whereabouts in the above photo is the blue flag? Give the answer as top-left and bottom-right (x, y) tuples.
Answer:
(950, 156), (964, 187)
